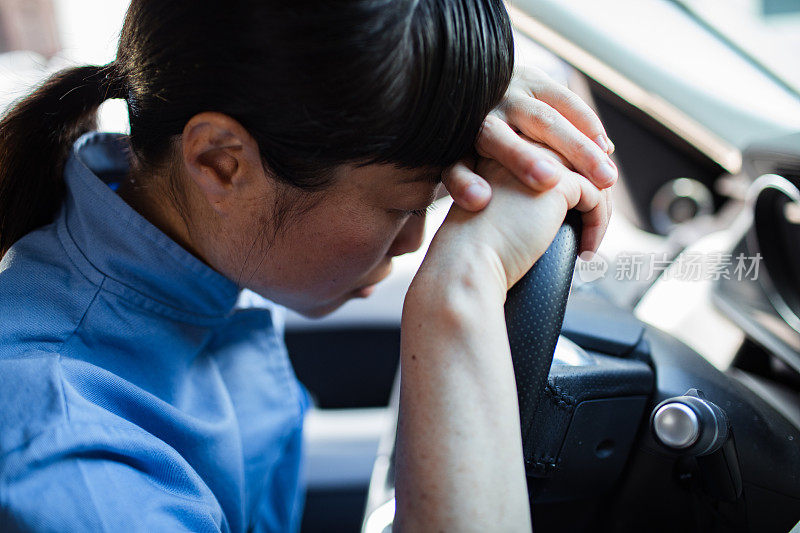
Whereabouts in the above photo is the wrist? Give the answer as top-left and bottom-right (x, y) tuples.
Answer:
(405, 233), (507, 327)
(422, 226), (507, 293)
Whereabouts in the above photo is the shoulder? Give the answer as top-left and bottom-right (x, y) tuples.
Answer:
(0, 419), (226, 533)
(0, 351), (148, 457)
(0, 351), (70, 454)
(0, 223), (102, 358)
(0, 352), (226, 532)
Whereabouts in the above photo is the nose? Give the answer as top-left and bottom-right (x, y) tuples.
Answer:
(387, 215), (426, 257)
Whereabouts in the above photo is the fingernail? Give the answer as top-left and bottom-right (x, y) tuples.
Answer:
(530, 159), (558, 184)
(594, 135), (610, 153)
(606, 136), (615, 155)
(596, 159), (617, 187)
(465, 181), (490, 203)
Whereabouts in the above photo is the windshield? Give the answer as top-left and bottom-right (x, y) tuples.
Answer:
(513, 0), (800, 151)
(675, 0), (800, 95)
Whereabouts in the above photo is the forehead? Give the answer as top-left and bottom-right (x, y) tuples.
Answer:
(288, 162), (443, 223)
(399, 167), (444, 185)
(340, 162), (443, 187)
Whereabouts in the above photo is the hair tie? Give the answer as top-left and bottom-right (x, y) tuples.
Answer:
(102, 62), (128, 101)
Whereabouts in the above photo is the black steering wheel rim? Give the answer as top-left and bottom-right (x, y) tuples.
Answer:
(504, 211), (582, 472)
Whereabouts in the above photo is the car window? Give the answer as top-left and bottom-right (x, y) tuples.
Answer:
(514, 0), (800, 148)
(675, 0), (800, 94)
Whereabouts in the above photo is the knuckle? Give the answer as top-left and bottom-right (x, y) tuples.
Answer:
(482, 113), (504, 131)
(565, 136), (595, 161)
(589, 182), (603, 203)
(561, 87), (579, 102)
(521, 100), (555, 130)
(561, 89), (586, 110)
(533, 109), (557, 131)
(499, 90), (521, 107)
(475, 157), (505, 178)
(559, 176), (579, 205)
(587, 152), (608, 176)
(477, 119), (499, 146)
(516, 65), (543, 86)
(551, 161), (569, 183)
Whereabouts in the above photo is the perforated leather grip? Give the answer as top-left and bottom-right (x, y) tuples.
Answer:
(504, 212), (581, 468)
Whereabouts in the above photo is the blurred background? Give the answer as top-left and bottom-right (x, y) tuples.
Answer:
(1, 0), (799, 139)
(0, 0), (130, 130)
(2, 1), (800, 532)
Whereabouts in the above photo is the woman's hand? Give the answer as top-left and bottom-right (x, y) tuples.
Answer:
(433, 155), (607, 295)
(442, 66), (617, 212)
(395, 150), (606, 533)
(434, 140), (611, 290)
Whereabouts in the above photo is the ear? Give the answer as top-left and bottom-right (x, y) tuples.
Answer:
(181, 112), (267, 215)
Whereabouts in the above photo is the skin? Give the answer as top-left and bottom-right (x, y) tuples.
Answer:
(118, 70), (614, 531)
(445, 66), (615, 254)
(120, 112), (442, 318)
(397, 159), (599, 531)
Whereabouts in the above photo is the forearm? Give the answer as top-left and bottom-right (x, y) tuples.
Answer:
(394, 240), (532, 532)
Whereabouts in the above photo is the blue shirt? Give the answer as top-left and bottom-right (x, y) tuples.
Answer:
(0, 132), (309, 532)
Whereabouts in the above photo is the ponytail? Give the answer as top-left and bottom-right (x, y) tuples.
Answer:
(0, 64), (126, 257)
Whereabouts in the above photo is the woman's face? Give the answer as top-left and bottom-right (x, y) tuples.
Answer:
(226, 163), (442, 317)
(164, 114), (441, 317)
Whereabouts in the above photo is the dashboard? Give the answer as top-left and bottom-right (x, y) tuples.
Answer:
(714, 132), (800, 376)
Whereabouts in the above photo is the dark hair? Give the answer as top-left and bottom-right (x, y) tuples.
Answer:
(0, 0), (514, 257)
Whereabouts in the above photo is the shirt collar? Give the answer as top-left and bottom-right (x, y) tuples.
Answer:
(62, 132), (241, 318)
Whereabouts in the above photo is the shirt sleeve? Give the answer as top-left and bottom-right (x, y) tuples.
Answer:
(0, 424), (227, 533)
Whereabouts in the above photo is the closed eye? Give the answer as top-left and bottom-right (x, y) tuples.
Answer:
(408, 204), (433, 217)
(391, 183), (442, 218)
(406, 203), (437, 218)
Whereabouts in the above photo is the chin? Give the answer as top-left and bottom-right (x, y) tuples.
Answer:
(294, 306), (337, 319)
(252, 283), (369, 319)
(290, 294), (353, 319)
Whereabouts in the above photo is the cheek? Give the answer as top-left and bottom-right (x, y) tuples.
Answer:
(268, 213), (395, 293)
(315, 223), (393, 280)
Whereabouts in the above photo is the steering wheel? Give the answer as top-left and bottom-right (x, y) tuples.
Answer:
(504, 211), (581, 472)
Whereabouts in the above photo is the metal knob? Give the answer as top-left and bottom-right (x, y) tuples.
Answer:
(650, 389), (729, 456)
(649, 390), (742, 501)
(653, 402), (699, 449)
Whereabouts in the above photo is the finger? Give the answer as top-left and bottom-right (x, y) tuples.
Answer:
(523, 81), (614, 155)
(521, 137), (571, 168)
(476, 115), (565, 192)
(504, 95), (618, 189)
(442, 160), (492, 211)
(580, 188), (610, 254)
(557, 171), (601, 214)
(597, 186), (614, 248)
(554, 172), (606, 253)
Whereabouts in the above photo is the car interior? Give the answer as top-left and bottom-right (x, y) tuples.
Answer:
(285, 1), (800, 531)
(1, 1), (798, 532)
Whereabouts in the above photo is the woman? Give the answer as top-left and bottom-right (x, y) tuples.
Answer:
(0, 1), (615, 531)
